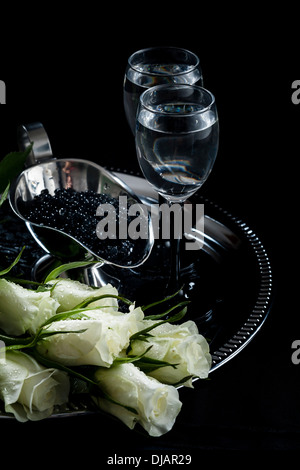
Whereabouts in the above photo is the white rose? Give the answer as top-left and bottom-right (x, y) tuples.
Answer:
(0, 279), (59, 335)
(130, 320), (212, 387)
(37, 307), (144, 367)
(49, 279), (119, 313)
(0, 350), (70, 422)
(93, 363), (182, 437)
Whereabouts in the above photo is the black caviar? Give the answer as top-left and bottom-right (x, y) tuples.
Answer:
(18, 188), (138, 263)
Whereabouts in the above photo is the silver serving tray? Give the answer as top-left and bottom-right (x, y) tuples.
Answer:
(0, 171), (273, 419)
(113, 172), (273, 372)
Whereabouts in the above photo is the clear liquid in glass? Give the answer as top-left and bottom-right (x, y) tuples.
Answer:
(124, 63), (203, 134)
(136, 102), (219, 202)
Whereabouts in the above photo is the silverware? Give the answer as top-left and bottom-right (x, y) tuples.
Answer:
(9, 123), (154, 270)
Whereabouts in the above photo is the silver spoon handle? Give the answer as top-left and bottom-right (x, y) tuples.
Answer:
(17, 122), (53, 167)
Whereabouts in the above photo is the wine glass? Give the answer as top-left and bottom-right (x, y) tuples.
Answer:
(123, 46), (203, 135)
(135, 84), (219, 293)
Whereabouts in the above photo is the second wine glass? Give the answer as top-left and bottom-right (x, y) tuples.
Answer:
(135, 84), (219, 293)
(123, 46), (203, 135)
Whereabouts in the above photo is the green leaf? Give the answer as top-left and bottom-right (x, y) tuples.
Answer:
(126, 304), (188, 354)
(0, 144), (33, 193)
(130, 303), (189, 341)
(36, 281), (59, 292)
(134, 359), (179, 374)
(98, 388), (138, 416)
(169, 375), (195, 387)
(39, 304), (116, 330)
(43, 259), (100, 283)
(113, 346), (154, 365)
(32, 349), (99, 386)
(141, 286), (184, 312)
(0, 182), (10, 206)
(144, 300), (190, 321)
(73, 294), (133, 310)
(3, 276), (44, 288)
(126, 353), (179, 373)
(0, 246), (26, 277)
(37, 328), (88, 341)
(0, 331), (32, 346)
(40, 310), (90, 328)
(4, 328), (88, 351)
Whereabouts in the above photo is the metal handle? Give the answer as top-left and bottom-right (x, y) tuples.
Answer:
(17, 122), (53, 167)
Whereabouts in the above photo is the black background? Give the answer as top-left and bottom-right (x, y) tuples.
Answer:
(0, 8), (299, 460)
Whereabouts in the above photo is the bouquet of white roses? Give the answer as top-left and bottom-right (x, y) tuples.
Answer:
(0, 253), (211, 437)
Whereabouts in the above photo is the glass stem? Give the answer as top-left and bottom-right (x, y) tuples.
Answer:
(168, 200), (184, 293)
